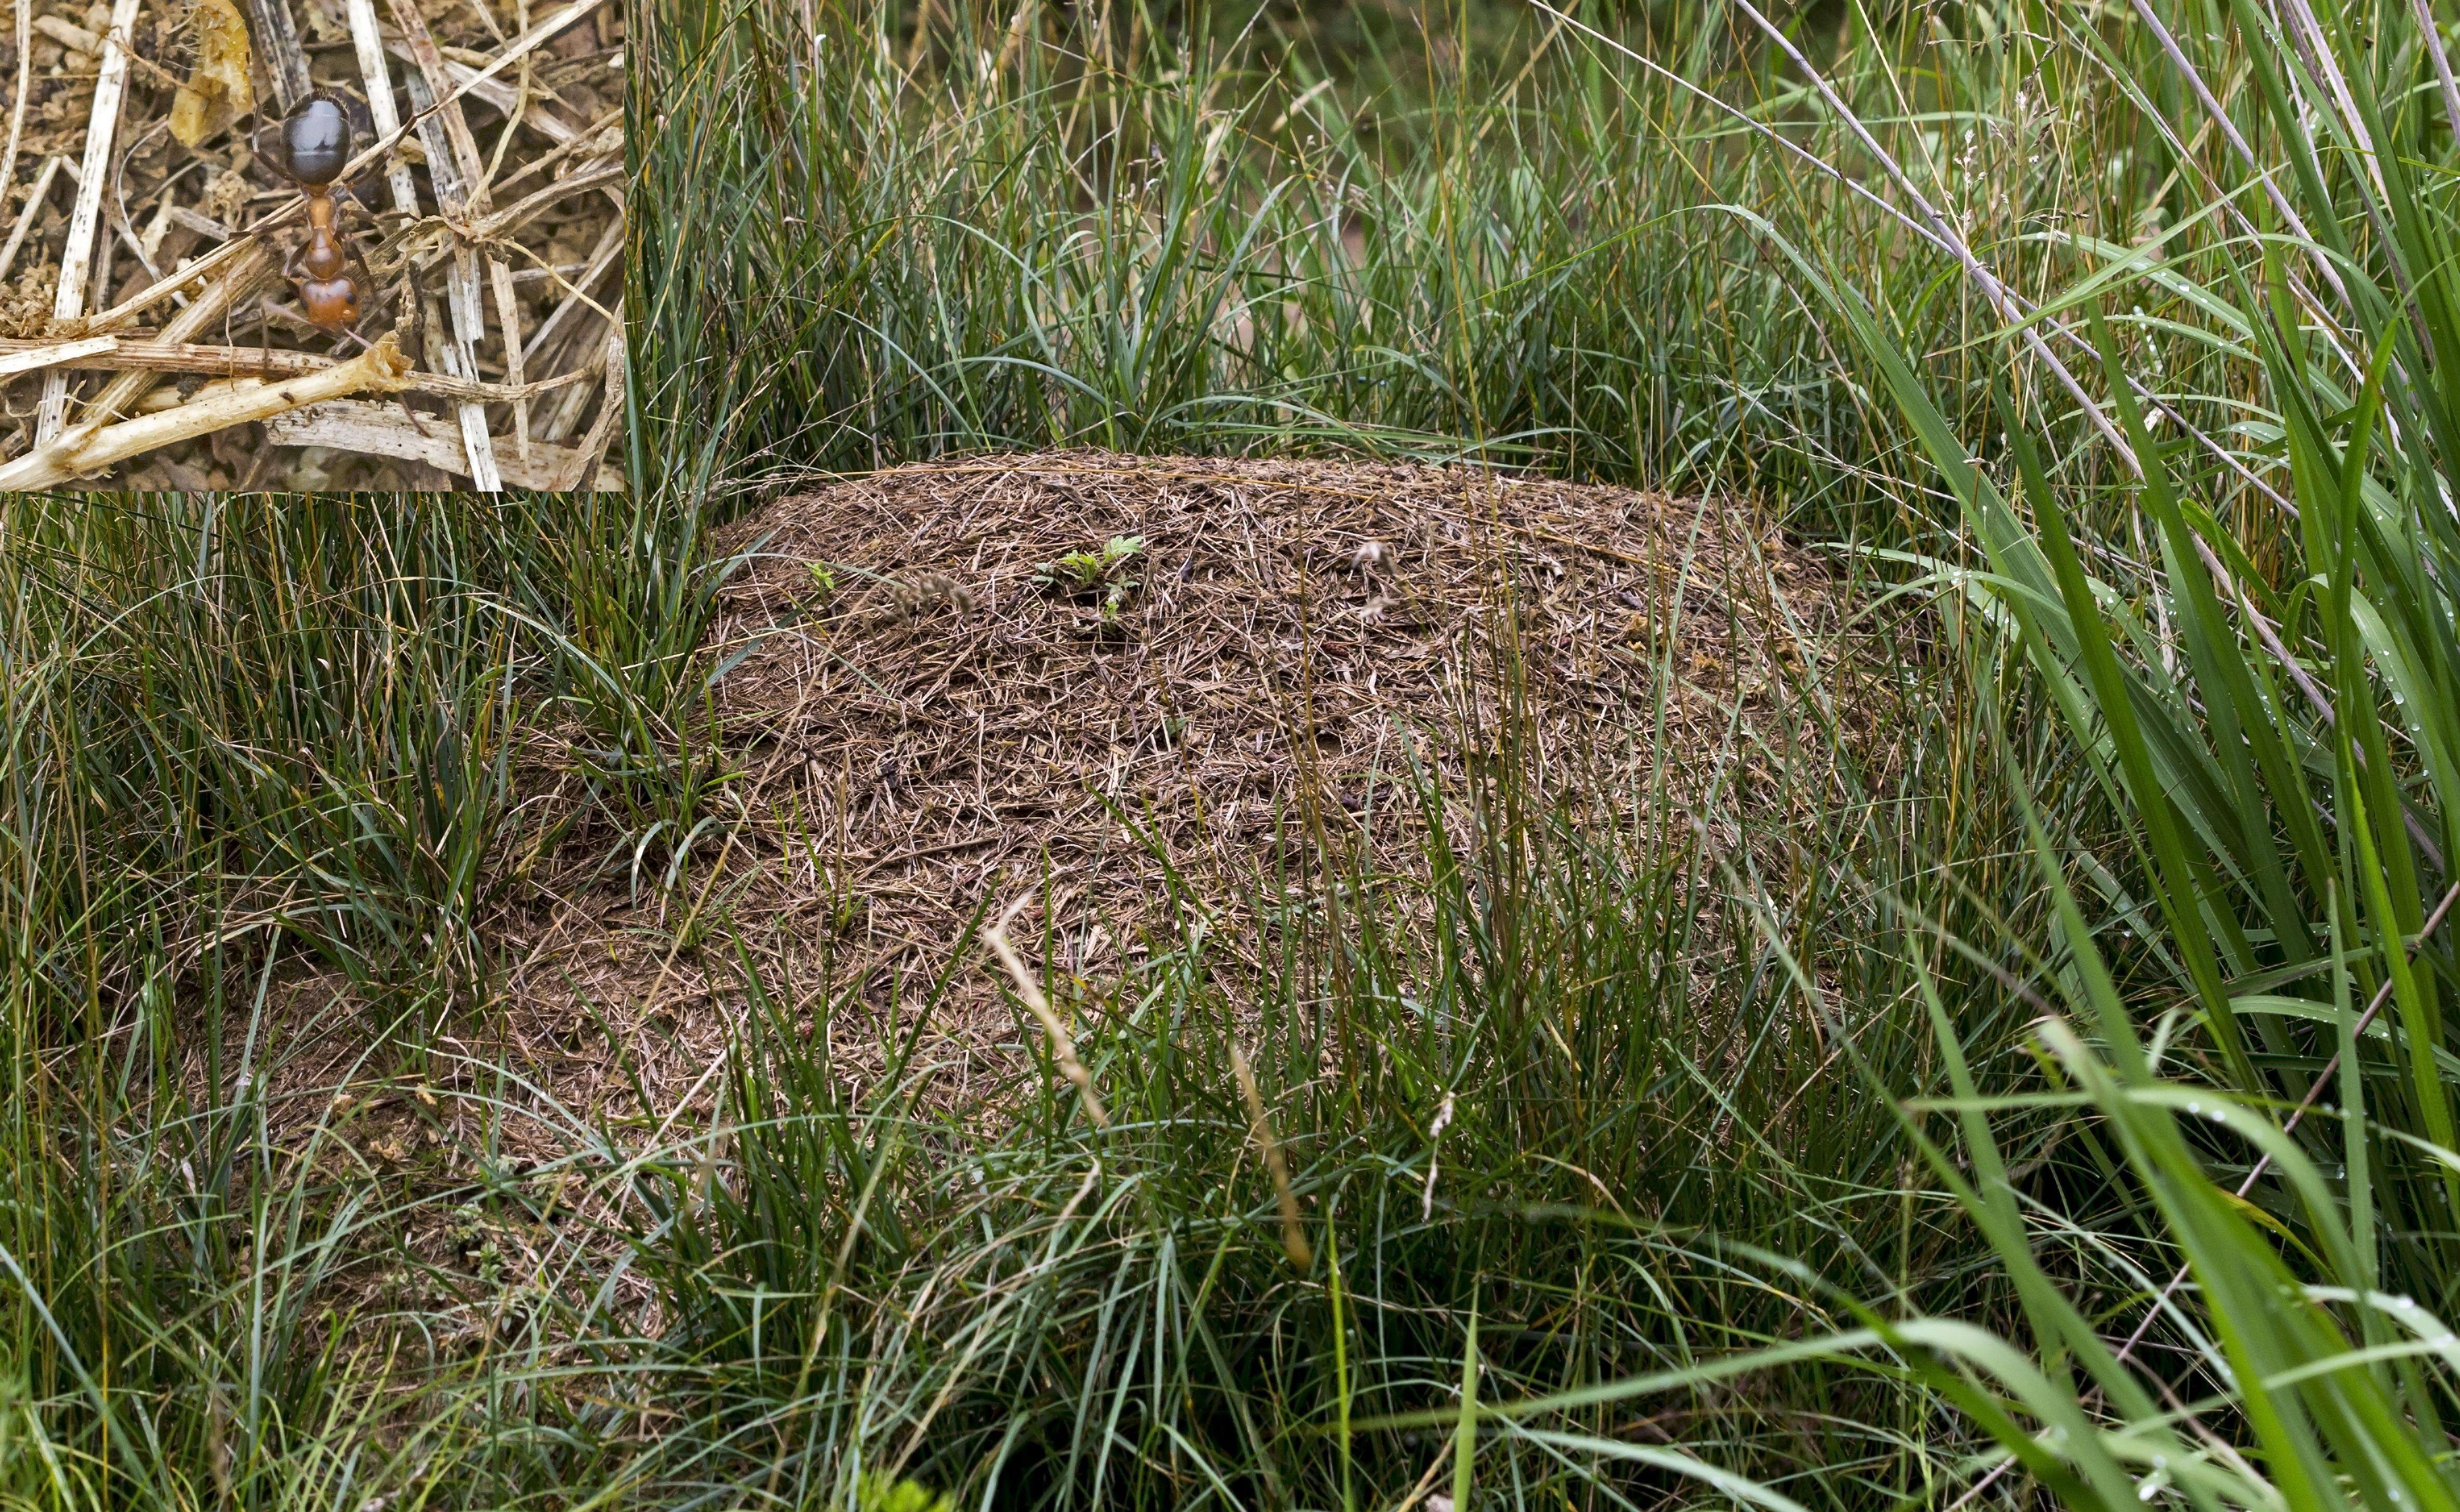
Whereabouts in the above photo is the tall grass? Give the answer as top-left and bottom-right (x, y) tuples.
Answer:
(1556, 0), (2460, 1498)
(0, 500), (663, 1508)
(4, 0), (2456, 1507)
(628, 0), (2294, 541)
(634, 0), (1966, 525)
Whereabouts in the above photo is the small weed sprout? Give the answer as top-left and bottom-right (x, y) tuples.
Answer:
(1035, 535), (1144, 620)
(856, 1474), (958, 1512)
(794, 562), (840, 620)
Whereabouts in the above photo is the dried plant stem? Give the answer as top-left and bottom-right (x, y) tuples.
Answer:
(0, 335), (120, 378)
(388, 0), (490, 191)
(482, 0), (530, 182)
(0, 156), (60, 281)
(524, 215), (620, 371)
(463, 160), (624, 253)
(267, 397), (619, 489)
(479, 4), (535, 469)
(535, 322), (603, 440)
(395, 50), (502, 489)
(1229, 1039), (1313, 1271)
(493, 257), (527, 463)
(392, 41), (581, 144)
(561, 304), (620, 487)
(2421, 0), (2460, 136)
(242, 0), (309, 112)
(429, 0), (605, 122)
(0, 330), (415, 488)
(483, 107), (619, 204)
(38, 0), (143, 442)
(430, 6), (537, 467)
(78, 243), (270, 423)
(0, 0), (28, 230)
(983, 897), (1110, 1131)
(344, 0), (424, 220)
(0, 331), (589, 401)
(72, 233), (253, 331)
(992, 0), (1035, 78)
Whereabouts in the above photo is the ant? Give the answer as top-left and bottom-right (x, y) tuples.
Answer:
(242, 92), (435, 437)
(256, 94), (367, 331)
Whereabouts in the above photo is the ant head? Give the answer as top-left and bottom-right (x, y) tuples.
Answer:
(281, 94), (352, 189)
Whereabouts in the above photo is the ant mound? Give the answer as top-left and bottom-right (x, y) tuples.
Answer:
(495, 452), (1876, 1115)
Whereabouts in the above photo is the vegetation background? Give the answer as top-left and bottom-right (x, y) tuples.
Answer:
(6, 0), (2460, 1506)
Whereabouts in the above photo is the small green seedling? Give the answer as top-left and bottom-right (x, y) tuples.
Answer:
(1036, 534), (1143, 620)
(856, 1473), (957, 1512)
(803, 562), (837, 607)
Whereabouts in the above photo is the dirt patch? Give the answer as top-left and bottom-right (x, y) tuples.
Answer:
(490, 450), (1868, 1110)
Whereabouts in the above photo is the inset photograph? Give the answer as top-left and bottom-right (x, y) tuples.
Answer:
(0, 0), (620, 489)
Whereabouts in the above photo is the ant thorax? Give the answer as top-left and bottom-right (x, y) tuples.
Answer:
(300, 198), (349, 281)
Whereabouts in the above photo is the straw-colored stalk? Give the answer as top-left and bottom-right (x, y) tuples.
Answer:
(0, 331), (415, 488)
(1229, 1039), (1312, 1271)
(983, 897), (1110, 1131)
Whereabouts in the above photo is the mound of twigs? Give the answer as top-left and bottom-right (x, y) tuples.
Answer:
(474, 452), (1871, 1119)
(0, 0), (619, 488)
(186, 450), (1878, 1193)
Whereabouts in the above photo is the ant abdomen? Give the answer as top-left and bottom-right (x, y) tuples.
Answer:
(298, 275), (360, 329)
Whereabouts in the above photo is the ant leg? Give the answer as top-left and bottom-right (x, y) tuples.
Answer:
(249, 119), (289, 183)
(258, 296), (281, 375)
(381, 276), (431, 438)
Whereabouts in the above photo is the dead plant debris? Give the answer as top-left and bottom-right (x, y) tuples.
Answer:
(485, 450), (1877, 1124)
(179, 452), (1889, 1340)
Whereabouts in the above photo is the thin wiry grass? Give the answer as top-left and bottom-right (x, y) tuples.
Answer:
(635, 0), (1992, 533)
(1418, 0), (2460, 1499)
